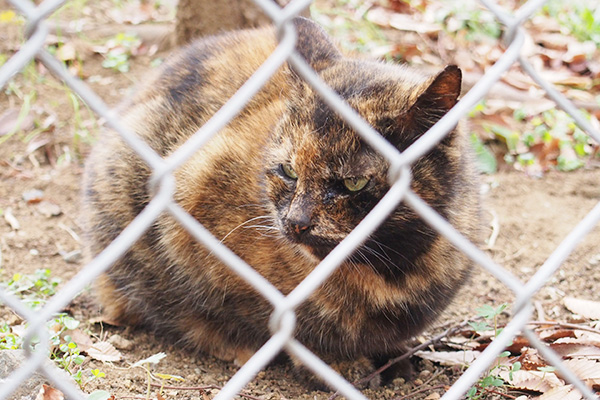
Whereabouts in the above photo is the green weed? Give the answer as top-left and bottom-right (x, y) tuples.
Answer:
(435, 3), (502, 41)
(101, 33), (141, 73)
(543, 0), (600, 47)
(311, 3), (388, 54)
(466, 303), (522, 400)
(1, 268), (60, 310)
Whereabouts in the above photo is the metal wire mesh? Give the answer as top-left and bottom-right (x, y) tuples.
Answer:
(0, 0), (599, 399)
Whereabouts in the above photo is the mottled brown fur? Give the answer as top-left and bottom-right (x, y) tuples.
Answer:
(83, 18), (479, 388)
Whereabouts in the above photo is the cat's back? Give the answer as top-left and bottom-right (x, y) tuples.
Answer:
(82, 25), (290, 259)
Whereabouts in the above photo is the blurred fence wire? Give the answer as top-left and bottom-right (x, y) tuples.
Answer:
(1, 0), (599, 399)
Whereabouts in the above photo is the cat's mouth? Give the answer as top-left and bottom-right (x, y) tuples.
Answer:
(287, 233), (339, 260)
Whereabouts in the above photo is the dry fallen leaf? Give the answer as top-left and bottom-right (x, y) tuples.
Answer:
(562, 358), (600, 383)
(500, 369), (563, 393)
(415, 350), (480, 366)
(35, 385), (64, 400)
(550, 343), (600, 360)
(0, 108), (35, 136)
(87, 341), (123, 362)
(564, 297), (600, 320)
(65, 329), (94, 352)
(536, 384), (582, 400)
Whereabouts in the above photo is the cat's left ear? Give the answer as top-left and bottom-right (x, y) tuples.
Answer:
(406, 65), (462, 132)
(292, 17), (342, 73)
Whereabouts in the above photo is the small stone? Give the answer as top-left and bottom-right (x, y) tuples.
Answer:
(37, 201), (62, 218)
(61, 249), (82, 264)
(4, 208), (20, 230)
(392, 377), (405, 386)
(414, 378), (423, 385)
(419, 369), (432, 379)
(107, 334), (133, 350)
(22, 189), (44, 204)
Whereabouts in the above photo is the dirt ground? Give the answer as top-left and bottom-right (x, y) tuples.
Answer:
(1, 1), (600, 399)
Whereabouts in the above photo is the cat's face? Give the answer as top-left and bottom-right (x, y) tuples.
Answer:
(263, 62), (462, 261)
(264, 112), (389, 259)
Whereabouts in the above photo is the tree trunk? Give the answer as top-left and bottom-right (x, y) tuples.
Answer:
(175, 0), (310, 45)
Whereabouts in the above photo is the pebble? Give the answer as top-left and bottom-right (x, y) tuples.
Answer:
(108, 334), (134, 350)
(419, 369), (432, 379)
(61, 249), (83, 264)
(22, 189), (44, 204)
(37, 201), (62, 218)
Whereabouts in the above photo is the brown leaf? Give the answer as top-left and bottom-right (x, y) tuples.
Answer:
(540, 329), (577, 342)
(564, 297), (600, 320)
(536, 385), (582, 400)
(35, 385), (64, 400)
(0, 108), (35, 136)
(65, 329), (94, 352)
(87, 341), (122, 362)
(501, 369), (563, 393)
(550, 343), (600, 359)
(562, 358), (600, 382)
(518, 348), (548, 371)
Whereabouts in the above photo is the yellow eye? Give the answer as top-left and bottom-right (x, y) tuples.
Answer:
(281, 164), (298, 180)
(343, 177), (369, 192)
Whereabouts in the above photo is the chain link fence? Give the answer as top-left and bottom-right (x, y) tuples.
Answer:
(1, 0), (599, 399)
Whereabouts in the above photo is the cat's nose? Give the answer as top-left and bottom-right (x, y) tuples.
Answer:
(288, 215), (312, 238)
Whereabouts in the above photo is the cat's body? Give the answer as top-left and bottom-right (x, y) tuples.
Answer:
(83, 18), (479, 386)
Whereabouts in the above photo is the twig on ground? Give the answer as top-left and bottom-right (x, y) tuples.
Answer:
(484, 209), (499, 249)
(393, 384), (447, 400)
(327, 319), (473, 400)
(149, 383), (262, 400)
(481, 388), (519, 399)
(534, 301), (546, 321)
(527, 320), (600, 335)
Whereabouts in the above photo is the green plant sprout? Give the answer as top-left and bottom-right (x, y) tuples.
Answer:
(466, 303), (522, 399)
(543, 0), (600, 47)
(131, 352), (185, 399)
(0, 272), (106, 392)
(1, 268), (60, 309)
(101, 33), (141, 73)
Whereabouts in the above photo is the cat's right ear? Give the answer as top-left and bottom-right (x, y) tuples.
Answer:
(291, 17), (342, 73)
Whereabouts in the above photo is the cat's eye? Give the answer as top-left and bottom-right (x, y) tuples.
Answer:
(343, 177), (369, 192)
(281, 164), (298, 180)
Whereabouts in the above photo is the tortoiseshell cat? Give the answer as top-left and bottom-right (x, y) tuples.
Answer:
(83, 17), (479, 388)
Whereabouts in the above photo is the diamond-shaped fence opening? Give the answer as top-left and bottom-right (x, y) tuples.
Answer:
(0, 0), (599, 399)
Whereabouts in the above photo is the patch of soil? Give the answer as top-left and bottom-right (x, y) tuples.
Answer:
(1, 2), (599, 399)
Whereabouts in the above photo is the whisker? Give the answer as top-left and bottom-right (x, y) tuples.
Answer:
(220, 215), (279, 243)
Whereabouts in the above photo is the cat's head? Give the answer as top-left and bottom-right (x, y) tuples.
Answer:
(263, 18), (464, 261)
